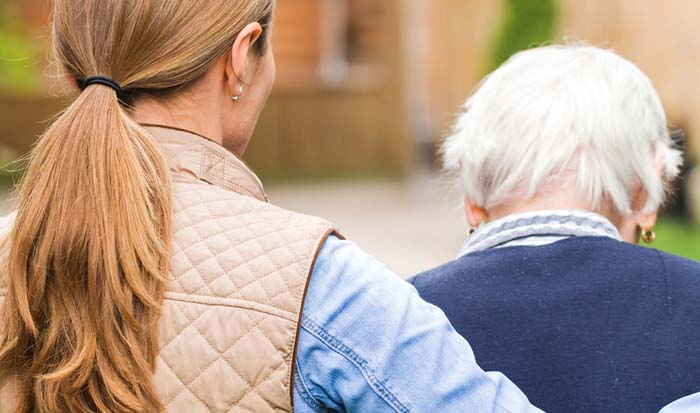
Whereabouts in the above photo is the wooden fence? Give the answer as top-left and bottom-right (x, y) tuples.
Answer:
(246, 86), (408, 179)
(0, 87), (409, 180)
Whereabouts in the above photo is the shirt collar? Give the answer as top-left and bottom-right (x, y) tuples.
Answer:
(142, 125), (268, 202)
(458, 209), (622, 257)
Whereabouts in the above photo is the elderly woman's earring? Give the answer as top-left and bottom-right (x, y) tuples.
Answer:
(231, 84), (244, 101)
(641, 228), (656, 244)
(469, 228), (476, 236)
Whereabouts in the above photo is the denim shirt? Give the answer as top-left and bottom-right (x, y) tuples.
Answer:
(660, 393), (700, 413)
(294, 235), (542, 412)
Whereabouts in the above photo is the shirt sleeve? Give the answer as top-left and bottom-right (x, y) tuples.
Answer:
(659, 393), (700, 413)
(293, 235), (542, 413)
(0, 212), (16, 234)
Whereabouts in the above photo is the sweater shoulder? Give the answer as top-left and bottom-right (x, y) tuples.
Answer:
(411, 237), (700, 294)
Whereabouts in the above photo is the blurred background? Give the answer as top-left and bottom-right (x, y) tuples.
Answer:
(0, 0), (698, 277)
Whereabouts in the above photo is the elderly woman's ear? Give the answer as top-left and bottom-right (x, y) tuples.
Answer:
(635, 190), (659, 243)
(465, 199), (489, 228)
(616, 186), (659, 244)
(626, 155), (668, 244)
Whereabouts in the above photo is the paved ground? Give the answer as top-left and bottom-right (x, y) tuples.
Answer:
(267, 175), (468, 278)
(0, 175), (469, 278)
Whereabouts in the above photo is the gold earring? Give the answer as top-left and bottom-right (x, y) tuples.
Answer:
(641, 228), (656, 244)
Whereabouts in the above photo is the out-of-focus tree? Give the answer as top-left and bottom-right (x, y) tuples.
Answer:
(490, 0), (558, 70)
(0, 3), (41, 93)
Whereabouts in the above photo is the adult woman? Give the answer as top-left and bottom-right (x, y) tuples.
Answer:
(0, 1), (541, 412)
(410, 45), (700, 413)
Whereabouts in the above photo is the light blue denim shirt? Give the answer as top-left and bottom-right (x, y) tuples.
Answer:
(660, 393), (700, 413)
(293, 235), (542, 412)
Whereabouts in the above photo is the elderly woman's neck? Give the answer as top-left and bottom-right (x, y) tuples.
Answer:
(487, 191), (622, 228)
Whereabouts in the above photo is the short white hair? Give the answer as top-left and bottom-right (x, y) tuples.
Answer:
(443, 44), (683, 214)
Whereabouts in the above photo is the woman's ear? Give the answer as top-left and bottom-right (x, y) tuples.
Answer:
(62, 67), (80, 90)
(630, 184), (659, 240)
(226, 22), (264, 95)
(636, 209), (658, 234)
(465, 198), (489, 227)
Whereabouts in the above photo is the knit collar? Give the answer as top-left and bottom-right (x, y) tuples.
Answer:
(142, 125), (267, 202)
(458, 209), (622, 257)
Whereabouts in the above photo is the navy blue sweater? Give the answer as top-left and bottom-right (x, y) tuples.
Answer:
(410, 237), (700, 413)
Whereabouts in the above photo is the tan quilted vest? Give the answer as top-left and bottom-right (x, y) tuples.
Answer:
(0, 125), (336, 413)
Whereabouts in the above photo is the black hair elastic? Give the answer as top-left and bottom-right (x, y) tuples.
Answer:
(79, 76), (125, 100)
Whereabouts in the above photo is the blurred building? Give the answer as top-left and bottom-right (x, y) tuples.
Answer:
(405, 0), (700, 163)
(245, 0), (408, 178)
(562, 0), (700, 159)
(403, 0), (700, 217)
(2, 0), (700, 174)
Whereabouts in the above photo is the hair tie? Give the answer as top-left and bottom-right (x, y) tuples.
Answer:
(79, 76), (125, 100)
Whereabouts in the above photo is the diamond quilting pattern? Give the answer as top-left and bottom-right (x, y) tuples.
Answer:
(0, 132), (335, 412)
(167, 184), (323, 311)
(157, 181), (333, 412)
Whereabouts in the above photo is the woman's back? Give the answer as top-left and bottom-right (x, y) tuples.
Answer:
(1, 125), (546, 413)
(412, 234), (700, 412)
(410, 43), (696, 413)
(0, 1), (547, 411)
(0, 1), (279, 411)
(1, 125), (337, 412)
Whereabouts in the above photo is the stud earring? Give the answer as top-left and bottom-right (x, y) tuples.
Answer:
(231, 84), (244, 101)
(641, 228), (656, 244)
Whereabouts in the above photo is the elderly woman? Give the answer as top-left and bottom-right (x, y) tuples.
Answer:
(410, 45), (700, 413)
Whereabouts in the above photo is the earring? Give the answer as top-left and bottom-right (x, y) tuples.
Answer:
(641, 228), (656, 244)
(231, 84), (244, 101)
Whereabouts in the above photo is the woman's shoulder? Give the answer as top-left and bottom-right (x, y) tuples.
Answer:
(649, 246), (700, 284)
(637, 246), (700, 309)
(523, 237), (700, 301)
(593, 236), (700, 277)
(412, 236), (700, 288)
(500, 235), (700, 275)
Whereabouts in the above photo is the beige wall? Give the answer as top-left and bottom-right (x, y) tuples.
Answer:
(8, 1), (700, 166)
(404, 0), (501, 143)
(561, 0), (700, 159)
(1, 0), (409, 176)
(412, 0), (700, 160)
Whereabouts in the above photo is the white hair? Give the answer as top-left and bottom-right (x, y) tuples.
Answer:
(442, 44), (683, 214)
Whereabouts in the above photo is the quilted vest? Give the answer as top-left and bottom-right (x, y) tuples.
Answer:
(0, 125), (337, 413)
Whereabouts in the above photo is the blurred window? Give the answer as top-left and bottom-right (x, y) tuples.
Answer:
(274, 0), (389, 89)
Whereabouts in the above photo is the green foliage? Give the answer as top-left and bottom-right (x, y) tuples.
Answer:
(0, 3), (41, 93)
(490, 0), (559, 71)
(650, 217), (700, 261)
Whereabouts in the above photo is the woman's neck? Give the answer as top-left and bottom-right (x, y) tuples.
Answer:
(131, 98), (225, 146)
(483, 188), (646, 243)
(487, 190), (622, 229)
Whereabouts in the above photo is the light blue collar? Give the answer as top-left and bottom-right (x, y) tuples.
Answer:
(458, 209), (622, 257)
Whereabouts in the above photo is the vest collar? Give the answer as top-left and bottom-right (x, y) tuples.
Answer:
(143, 125), (267, 202)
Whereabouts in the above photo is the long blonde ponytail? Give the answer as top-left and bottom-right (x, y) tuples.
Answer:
(0, 0), (274, 412)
